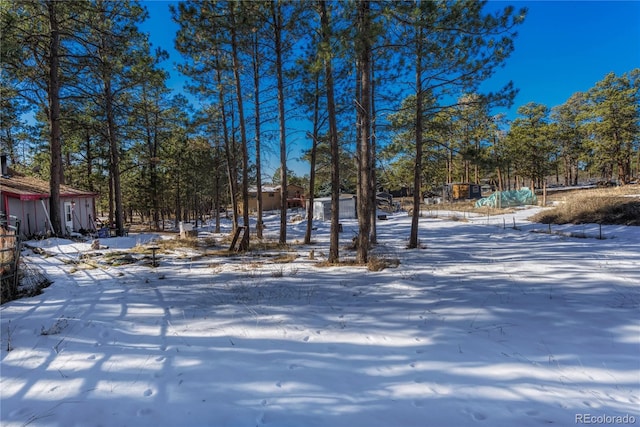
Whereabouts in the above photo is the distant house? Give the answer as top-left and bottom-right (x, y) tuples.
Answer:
(244, 184), (305, 213)
(0, 155), (97, 237)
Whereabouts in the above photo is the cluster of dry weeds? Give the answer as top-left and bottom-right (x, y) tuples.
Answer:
(532, 186), (640, 226)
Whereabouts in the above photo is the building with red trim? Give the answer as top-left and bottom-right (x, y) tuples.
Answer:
(1, 156), (97, 237)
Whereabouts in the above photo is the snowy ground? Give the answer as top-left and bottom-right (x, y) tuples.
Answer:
(1, 207), (639, 427)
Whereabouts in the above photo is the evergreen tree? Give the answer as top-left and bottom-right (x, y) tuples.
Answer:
(506, 102), (554, 188)
(551, 92), (588, 186)
(389, 0), (525, 248)
(3, 0), (78, 234)
(581, 70), (639, 184)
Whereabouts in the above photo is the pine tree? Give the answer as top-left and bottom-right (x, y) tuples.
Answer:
(507, 102), (554, 189)
(389, 1), (525, 249)
(551, 92), (588, 186)
(582, 70), (640, 184)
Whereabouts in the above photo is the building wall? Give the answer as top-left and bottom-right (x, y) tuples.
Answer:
(311, 196), (357, 221)
(247, 191), (281, 212)
(5, 198), (46, 236)
(246, 184), (305, 213)
(58, 196), (97, 233)
(3, 196), (96, 237)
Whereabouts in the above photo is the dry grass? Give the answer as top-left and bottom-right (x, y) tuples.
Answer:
(367, 256), (400, 271)
(272, 253), (298, 263)
(315, 258), (359, 268)
(531, 186), (640, 226)
(315, 255), (400, 271)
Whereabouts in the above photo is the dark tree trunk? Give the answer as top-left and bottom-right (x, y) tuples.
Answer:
(46, 0), (63, 236)
(252, 33), (264, 239)
(216, 61), (238, 232)
(408, 25), (423, 250)
(304, 75), (320, 245)
(229, 4), (250, 250)
(356, 0), (372, 264)
(319, 0), (340, 263)
(272, 1), (288, 245)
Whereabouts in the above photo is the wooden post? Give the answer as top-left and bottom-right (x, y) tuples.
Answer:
(238, 226), (250, 252)
(229, 226), (244, 251)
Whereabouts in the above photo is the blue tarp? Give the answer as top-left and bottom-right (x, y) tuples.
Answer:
(475, 188), (538, 208)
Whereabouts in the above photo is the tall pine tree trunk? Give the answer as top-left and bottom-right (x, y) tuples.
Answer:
(229, 4), (250, 250)
(46, 0), (63, 236)
(369, 60), (378, 244)
(104, 78), (124, 235)
(272, 1), (288, 245)
(304, 75), (320, 245)
(355, 0), (372, 264)
(408, 25), (424, 250)
(319, 0), (340, 263)
(215, 63), (239, 233)
(252, 33), (264, 239)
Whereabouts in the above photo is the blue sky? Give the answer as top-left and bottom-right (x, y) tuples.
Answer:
(140, 0), (640, 176)
(483, 1), (640, 118)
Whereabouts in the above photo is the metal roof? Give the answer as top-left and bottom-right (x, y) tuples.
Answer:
(1, 171), (97, 200)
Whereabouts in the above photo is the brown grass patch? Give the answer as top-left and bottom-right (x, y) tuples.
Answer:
(315, 259), (359, 268)
(272, 253), (298, 263)
(367, 256), (400, 271)
(314, 256), (400, 271)
(531, 186), (640, 226)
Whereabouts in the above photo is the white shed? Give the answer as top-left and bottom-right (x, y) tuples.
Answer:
(310, 195), (357, 221)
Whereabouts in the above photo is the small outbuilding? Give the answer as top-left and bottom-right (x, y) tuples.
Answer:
(446, 183), (482, 201)
(310, 195), (357, 221)
(1, 156), (98, 237)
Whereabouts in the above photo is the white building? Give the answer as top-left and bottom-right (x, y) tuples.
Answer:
(310, 195), (357, 221)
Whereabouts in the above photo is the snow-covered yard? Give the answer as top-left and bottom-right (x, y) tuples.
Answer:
(1, 208), (639, 427)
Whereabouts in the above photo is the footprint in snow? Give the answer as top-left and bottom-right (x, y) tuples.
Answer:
(463, 408), (488, 422)
(137, 408), (152, 416)
(143, 388), (153, 397)
(471, 412), (487, 421)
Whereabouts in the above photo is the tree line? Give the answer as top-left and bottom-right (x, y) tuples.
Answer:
(1, 1), (638, 263)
